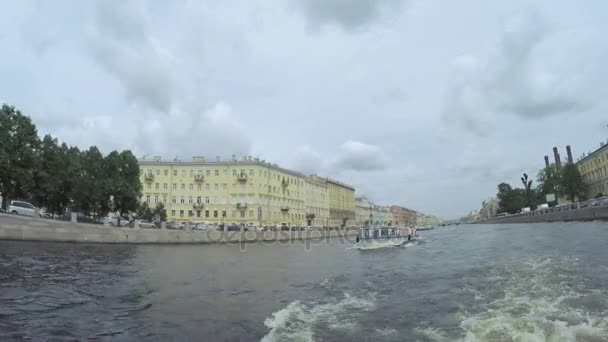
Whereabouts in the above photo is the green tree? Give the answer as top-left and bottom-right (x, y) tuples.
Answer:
(73, 146), (108, 218)
(137, 202), (154, 221)
(520, 173), (534, 209)
(153, 203), (167, 222)
(536, 164), (561, 201)
(105, 150), (141, 217)
(560, 164), (586, 202)
(497, 182), (526, 214)
(32, 135), (63, 215)
(0, 105), (39, 209)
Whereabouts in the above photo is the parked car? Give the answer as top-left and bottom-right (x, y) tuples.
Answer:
(0, 208), (6, 213)
(108, 216), (130, 227)
(167, 221), (184, 230)
(226, 224), (241, 231)
(9, 200), (44, 218)
(138, 220), (156, 228)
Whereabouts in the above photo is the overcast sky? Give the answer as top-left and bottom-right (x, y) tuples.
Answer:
(2, 0), (607, 219)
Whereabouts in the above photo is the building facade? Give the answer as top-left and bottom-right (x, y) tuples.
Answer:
(355, 197), (373, 226)
(479, 197), (499, 220)
(576, 142), (608, 198)
(390, 206), (417, 226)
(304, 176), (329, 227)
(310, 176), (356, 227)
(139, 156), (310, 226)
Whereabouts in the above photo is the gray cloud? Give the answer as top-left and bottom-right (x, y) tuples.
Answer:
(333, 141), (388, 172)
(86, 1), (175, 113)
(442, 8), (592, 136)
(292, 0), (406, 31)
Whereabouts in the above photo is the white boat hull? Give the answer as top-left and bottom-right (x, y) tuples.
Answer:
(354, 237), (410, 249)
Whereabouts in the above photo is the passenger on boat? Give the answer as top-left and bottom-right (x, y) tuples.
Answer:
(407, 227), (412, 241)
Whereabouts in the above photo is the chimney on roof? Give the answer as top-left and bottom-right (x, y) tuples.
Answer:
(553, 147), (562, 169)
(544, 155), (550, 168)
(566, 145), (573, 164)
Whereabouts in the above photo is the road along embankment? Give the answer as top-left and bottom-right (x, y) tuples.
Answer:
(479, 206), (608, 224)
(0, 214), (357, 245)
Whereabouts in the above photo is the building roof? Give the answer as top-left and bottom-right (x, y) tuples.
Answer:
(138, 158), (306, 178)
(575, 141), (608, 165)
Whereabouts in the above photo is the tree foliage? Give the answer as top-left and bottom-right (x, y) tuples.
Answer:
(497, 183), (527, 214)
(536, 164), (561, 200)
(560, 164), (586, 202)
(0, 104), (142, 219)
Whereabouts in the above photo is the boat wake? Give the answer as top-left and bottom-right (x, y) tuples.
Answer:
(261, 293), (376, 342)
(351, 239), (405, 250)
(417, 256), (608, 341)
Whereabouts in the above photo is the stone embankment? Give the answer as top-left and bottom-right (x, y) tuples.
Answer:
(0, 214), (356, 245)
(479, 206), (608, 224)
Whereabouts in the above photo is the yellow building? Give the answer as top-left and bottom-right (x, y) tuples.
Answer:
(310, 176), (356, 227)
(304, 176), (329, 227)
(577, 142), (608, 198)
(139, 156), (309, 226)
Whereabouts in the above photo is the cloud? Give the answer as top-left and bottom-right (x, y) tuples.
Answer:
(291, 145), (327, 174)
(333, 140), (388, 171)
(291, 0), (406, 31)
(442, 8), (592, 136)
(86, 1), (176, 113)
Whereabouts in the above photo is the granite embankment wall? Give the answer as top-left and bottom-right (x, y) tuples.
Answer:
(0, 214), (356, 244)
(479, 206), (608, 224)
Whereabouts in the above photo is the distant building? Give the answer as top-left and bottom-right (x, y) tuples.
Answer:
(480, 198), (499, 220)
(310, 176), (356, 227)
(576, 142), (608, 198)
(390, 206), (417, 226)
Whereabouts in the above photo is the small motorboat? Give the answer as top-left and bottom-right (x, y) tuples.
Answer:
(354, 226), (415, 249)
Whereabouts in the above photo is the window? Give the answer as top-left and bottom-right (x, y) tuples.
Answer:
(205, 210), (209, 218)
(206, 183), (210, 190)
(196, 196), (201, 204)
(155, 183), (159, 190)
(147, 169), (152, 176)
(172, 196), (176, 203)
(179, 210), (184, 217)
(171, 210), (175, 216)
(214, 170), (219, 176)
(190, 170), (194, 177)
(249, 195), (254, 204)
(240, 195), (246, 203)
(232, 169), (237, 176)
(181, 184), (185, 190)
(214, 184), (219, 190)
(249, 184), (254, 190)
(232, 184), (236, 190)
(180, 197), (185, 204)
(146, 195), (150, 202)
(240, 184), (245, 190)
(164, 183), (168, 190)
(249, 169), (254, 176)
(222, 184), (227, 190)
(196, 210), (201, 217)
(181, 170), (186, 177)
(154, 196), (158, 203)
(213, 210), (218, 218)
(163, 195), (167, 203)
(198, 169), (202, 175)
(173, 183), (177, 190)
(223, 170), (227, 176)
(164, 169), (168, 176)
(156, 169), (160, 175)
(189, 183), (193, 190)
(173, 170), (178, 176)
(197, 184), (202, 190)
(188, 197), (193, 204)
(205, 196), (210, 204)
(213, 197), (218, 204)
(231, 211), (236, 218)
(240, 210), (245, 218)
(206, 170), (211, 176)
(222, 210), (226, 217)
(146, 184), (151, 190)
(231, 195), (237, 203)
(188, 210), (193, 217)
(249, 210), (254, 218)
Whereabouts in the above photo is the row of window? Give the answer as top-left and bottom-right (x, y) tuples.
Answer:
(145, 168), (305, 186)
(168, 209), (305, 220)
(144, 182), (301, 197)
(583, 165), (608, 182)
(144, 194), (305, 207)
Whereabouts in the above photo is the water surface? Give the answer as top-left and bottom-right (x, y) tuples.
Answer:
(1, 222), (608, 341)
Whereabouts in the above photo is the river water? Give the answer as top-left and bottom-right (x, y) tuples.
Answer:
(1, 222), (608, 341)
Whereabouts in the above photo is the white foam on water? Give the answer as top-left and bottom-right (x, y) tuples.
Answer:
(414, 326), (450, 341)
(352, 240), (403, 250)
(261, 293), (376, 342)
(418, 256), (608, 341)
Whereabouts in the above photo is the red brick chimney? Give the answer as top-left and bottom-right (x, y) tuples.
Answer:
(566, 145), (573, 164)
(553, 147), (562, 169)
(544, 155), (550, 168)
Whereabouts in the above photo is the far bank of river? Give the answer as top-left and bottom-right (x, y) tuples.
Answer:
(479, 205), (608, 224)
(0, 214), (356, 245)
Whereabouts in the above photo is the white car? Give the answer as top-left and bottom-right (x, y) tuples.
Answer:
(9, 200), (44, 218)
(108, 216), (130, 227)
